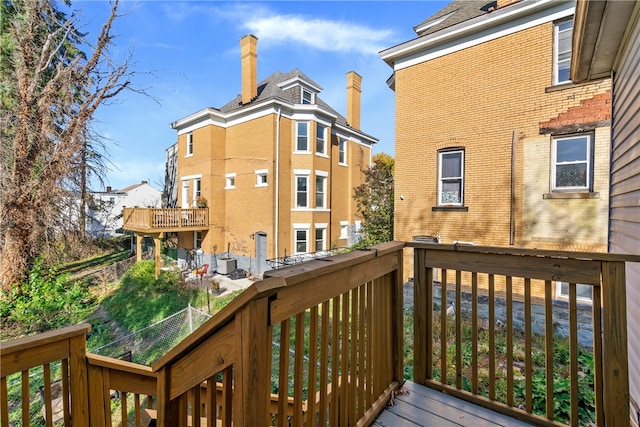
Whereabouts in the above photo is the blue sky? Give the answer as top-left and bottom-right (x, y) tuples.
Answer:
(74, 1), (449, 191)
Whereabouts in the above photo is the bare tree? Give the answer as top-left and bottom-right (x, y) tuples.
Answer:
(0, 0), (135, 291)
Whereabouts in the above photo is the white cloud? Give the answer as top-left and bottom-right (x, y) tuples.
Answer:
(244, 15), (394, 55)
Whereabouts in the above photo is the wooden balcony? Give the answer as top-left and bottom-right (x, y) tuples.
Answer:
(122, 207), (209, 233)
(2, 242), (637, 426)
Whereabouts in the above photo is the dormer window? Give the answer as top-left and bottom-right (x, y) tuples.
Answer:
(302, 88), (313, 104)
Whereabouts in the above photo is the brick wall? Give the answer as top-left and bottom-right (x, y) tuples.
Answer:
(394, 20), (612, 282)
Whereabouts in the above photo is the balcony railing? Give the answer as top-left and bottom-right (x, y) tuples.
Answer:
(1, 242), (636, 426)
(122, 207), (208, 233)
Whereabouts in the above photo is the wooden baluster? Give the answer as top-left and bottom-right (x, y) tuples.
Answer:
(306, 306), (319, 427)
(277, 319), (290, 427)
(506, 276), (514, 408)
(293, 312), (304, 427)
(568, 283), (579, 426)
(471, 272), (478, 395)
(544, 280), (554, 420)
(440, 269), (448, 385)
(455, 270), (462, 390)
(488, 274), (495, 401)
(524, 278), (532, 413)
(319, 301), (330, 426)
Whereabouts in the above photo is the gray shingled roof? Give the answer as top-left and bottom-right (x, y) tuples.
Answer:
(219, 69), (349, 127)
(414, 0), (499, 37)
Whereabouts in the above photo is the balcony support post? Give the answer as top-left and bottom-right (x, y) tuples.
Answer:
(152, 232), (162, 279)
(601, 261), (629, 425)
(136, 233), (143, 262)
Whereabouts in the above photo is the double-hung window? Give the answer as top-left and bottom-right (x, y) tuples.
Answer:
(338, 138), (347, 165)
(438, 150), (464, 205)
(295, 172), (309, 208)
(302, 88), (313, 104)
(294, 227), (309, 254)
(554, 19), (573, 85)
(186, 132), (194, 156)
(315, 172), (327, 208)
(315, 227), (326, 251)
(552, 135), (591, 191)
(296, 122), (309, 151)
(316, 124), (326, 155)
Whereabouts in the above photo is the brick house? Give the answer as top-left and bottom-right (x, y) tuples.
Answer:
(167, 35), (376, 276)
(381, 0), (612, 303)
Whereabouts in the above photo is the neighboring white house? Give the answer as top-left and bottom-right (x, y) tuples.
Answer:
(87, 181), (162, 238)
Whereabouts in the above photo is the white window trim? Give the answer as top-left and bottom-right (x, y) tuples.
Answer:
(293, 224), (310, 255)
(255, 169), (268, 187)
(437, 149), (465, 206)
(315, 124), (327, 156)
(338, 138), (348, 166)
(551, 134), (591, 192)
(225, 173), (236, 190)
(301, 88), (314, 104)
(295, 121), (310, 153)
(294, 170), (310, 209)
(186, 132), (194, 157)
(315, 171), (328, 209)
(555, 281), (593, 304)
(340, 220), (349, 239)
(314, 225), (327, 251)
(553, 18), (573, 85)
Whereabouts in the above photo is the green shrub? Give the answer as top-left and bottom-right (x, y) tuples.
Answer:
(0, 258), (95, 336)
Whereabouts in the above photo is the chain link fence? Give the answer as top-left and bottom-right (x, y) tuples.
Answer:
(90, 305), (212, 366)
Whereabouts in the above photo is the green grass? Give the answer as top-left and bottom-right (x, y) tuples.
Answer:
(58, 250), (131, 276)
(403, 306), (596, 425)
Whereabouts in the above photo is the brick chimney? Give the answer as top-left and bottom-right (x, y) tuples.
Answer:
(346, 71), (362, 130)
(240, 34), (258, 105)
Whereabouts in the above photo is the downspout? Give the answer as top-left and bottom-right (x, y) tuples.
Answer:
(510, 129), (517, 246)
(275, 105), (281, 257)
(329, 130), (333, 247)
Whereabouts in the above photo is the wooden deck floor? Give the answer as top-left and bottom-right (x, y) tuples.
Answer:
(374, 381), (533, 427)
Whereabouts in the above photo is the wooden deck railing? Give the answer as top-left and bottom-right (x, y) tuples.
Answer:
(1, 241), (404, 426)
(2, 241), (635, 426)
(409, 242), (633, 427)
(150, 240), (404, 426)
(122, 207), (208, 232)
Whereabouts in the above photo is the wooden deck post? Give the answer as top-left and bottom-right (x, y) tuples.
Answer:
(600, 261), (630, 425)
(393, 247), (405, 382)
(413, 247), (429, 384)
(136, 233), (143, 262)
(152, 232), (162, 279)
(236, 297), (271, 426)
(69, 333), (90, 426)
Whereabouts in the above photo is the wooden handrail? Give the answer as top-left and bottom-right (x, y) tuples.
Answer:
(152, 241), (406, 426)
(411, 243), (634, 426)
(2, 242), (634, 426)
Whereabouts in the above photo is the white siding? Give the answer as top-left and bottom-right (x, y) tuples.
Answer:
(610, 14), (640, 424)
